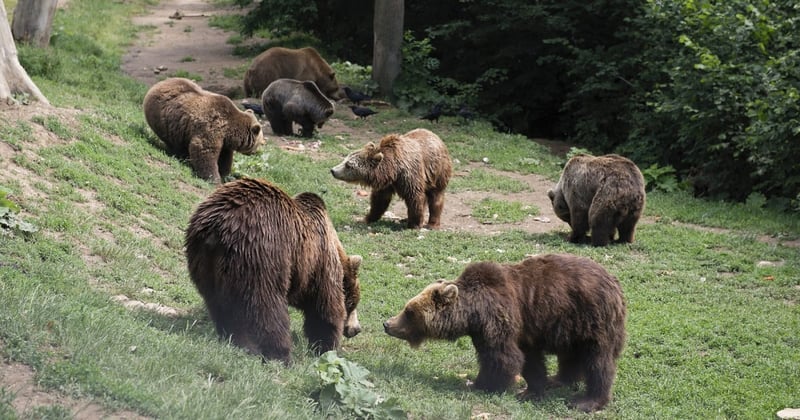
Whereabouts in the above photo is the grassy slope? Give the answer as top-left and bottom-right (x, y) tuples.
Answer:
(1, 0), (799, 418)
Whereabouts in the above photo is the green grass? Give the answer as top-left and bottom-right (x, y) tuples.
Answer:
(471, 197), (536, 224)
(1, 1), (799, 419)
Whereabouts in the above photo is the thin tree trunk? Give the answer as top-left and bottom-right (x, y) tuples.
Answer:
(12, 0), (58, 47)
(372, 0), (404, 99)
(0, 2), (49, 105)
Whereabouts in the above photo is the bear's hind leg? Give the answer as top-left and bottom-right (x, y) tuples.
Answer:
(252, 305), (293, 364)
(567, 209), (590, 244)
(402, 195), (426, 229)
(616, 213), (640, 243)
(571, 351), (615, 412)
(517, 349), (546, 400)
(425, 189), (445, 229)
(366, 187), (394, 223)
(551, 350), (583, 387)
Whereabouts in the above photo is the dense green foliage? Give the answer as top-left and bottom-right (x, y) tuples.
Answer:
(237, 0), (800, 206)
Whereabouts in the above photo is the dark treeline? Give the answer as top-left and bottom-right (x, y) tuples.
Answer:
(238, 0), (800, 208)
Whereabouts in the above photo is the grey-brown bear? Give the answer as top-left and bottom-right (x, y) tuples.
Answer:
(330, 128), (452, 229)
(143, 77), (264, 183)
(384, 253), (627, 412)
(185, 178), (362, 364)
(243, 46), (344, 100)
(261, 79), (335, 138)
(548, 154), (645, 246)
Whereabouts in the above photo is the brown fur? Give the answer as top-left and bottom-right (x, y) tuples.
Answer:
(243, 47), (344, 100)
(384, 254), (627, 412)
(143, 78), (264, 183)
(547, 154), (646, 246)
(330, 128), (453, 229)
(185, 178), (362, 364)
(261, 79), (335, 138)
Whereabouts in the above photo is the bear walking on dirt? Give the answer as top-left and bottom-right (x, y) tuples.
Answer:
(243, 46), (344, 100)
(330, 128), (452, 229)
(143, 77), (264, 183)
(185, 178), (363, 364)
(384, 253), (627, 412)
(548, 154), (645, 246)
(261, 79), (335, 138)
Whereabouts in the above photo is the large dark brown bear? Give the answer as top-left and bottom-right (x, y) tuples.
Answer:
(143, 78), (264, 183)
(243, 47), (344, 100)
(547, 154), (646, 246)
(330, 128), (452, 229)
(185, 178), (363, 364)
(384, 254), (627, 412)
(261, 79), (335, 138)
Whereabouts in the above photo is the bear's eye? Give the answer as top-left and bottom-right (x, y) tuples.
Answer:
(404, 309), (415, 319)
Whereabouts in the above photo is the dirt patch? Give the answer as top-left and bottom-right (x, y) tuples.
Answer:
(0, 349), (149, 419)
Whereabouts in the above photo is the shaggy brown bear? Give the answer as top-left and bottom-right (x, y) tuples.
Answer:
(243, 46), (344, 100)
(330, 128), (452, 229)
(143, 77), (264, 183)
(547, 154), (646, 246)
(185, 178), (362, 364)
(384, 254), (627, 412)
(261, 79), (335, 138)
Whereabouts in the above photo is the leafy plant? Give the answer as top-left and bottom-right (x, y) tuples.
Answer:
(311, 351), (406, 420)
(0, 187), (37, 236)
(641, 163), (679, 193)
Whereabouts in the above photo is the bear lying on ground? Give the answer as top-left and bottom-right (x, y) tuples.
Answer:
(384, 253), (627, 412)
(330, 128), (452, 229)
(185, 178), (362, 364)
(548, 154), (645, 246)
(261, 79), (335, 138)
(143, 77), (264, 183)
(244, 46), (344, 100)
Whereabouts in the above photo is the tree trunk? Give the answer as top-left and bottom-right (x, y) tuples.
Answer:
(372, 0), (404, 99)
(0, 2), (49, 105)
(12, 0), (58, 47)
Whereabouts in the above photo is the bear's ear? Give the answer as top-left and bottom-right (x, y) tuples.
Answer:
(434, 284), (458, 306)
(365, 142), (376, 151)
(349, 255), (362, 270)
(547, 189), (554, 200)
(372, 152), (384, 163)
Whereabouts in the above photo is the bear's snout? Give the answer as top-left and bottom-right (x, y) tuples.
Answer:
(383, 320), (390, 332)
(343, 324), (361, 338)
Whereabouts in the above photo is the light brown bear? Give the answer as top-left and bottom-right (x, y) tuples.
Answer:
(547, 154), (645, 246)
(143, 77), (264, 183)
(330, 128), (452, 229)
(243, 47), (344, 100)
(185, 177), (362, 364)
(384, 253), (627, 412)
(261, 79), (335, 138)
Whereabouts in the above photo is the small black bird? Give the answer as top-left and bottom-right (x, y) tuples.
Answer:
(420, 103), (444, 123)
(344, 87), (372, 105)
(350, 105), (378, 119)
(241, 101), (264, 118)
(457, 105), (475, 122)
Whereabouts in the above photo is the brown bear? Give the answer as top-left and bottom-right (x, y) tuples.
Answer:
(243, 46), (344, 100)
(261, 79), (335, 138)
(547, 154), (646, 246)
(185, 177), (363, 364)
(384, 253), (627, 412)
(330, 128), (452, 229)
(143, 77), (264, 183)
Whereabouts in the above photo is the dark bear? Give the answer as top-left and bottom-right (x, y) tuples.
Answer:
(243, 46), (344, 100)
(143, 77), (264, 183)
(384, 254), (627, 412)
(261, 79), (335, 138)
(185, 178), (362, 364)
(330, 128), (452, 229)
(547, 154), (646, 246)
